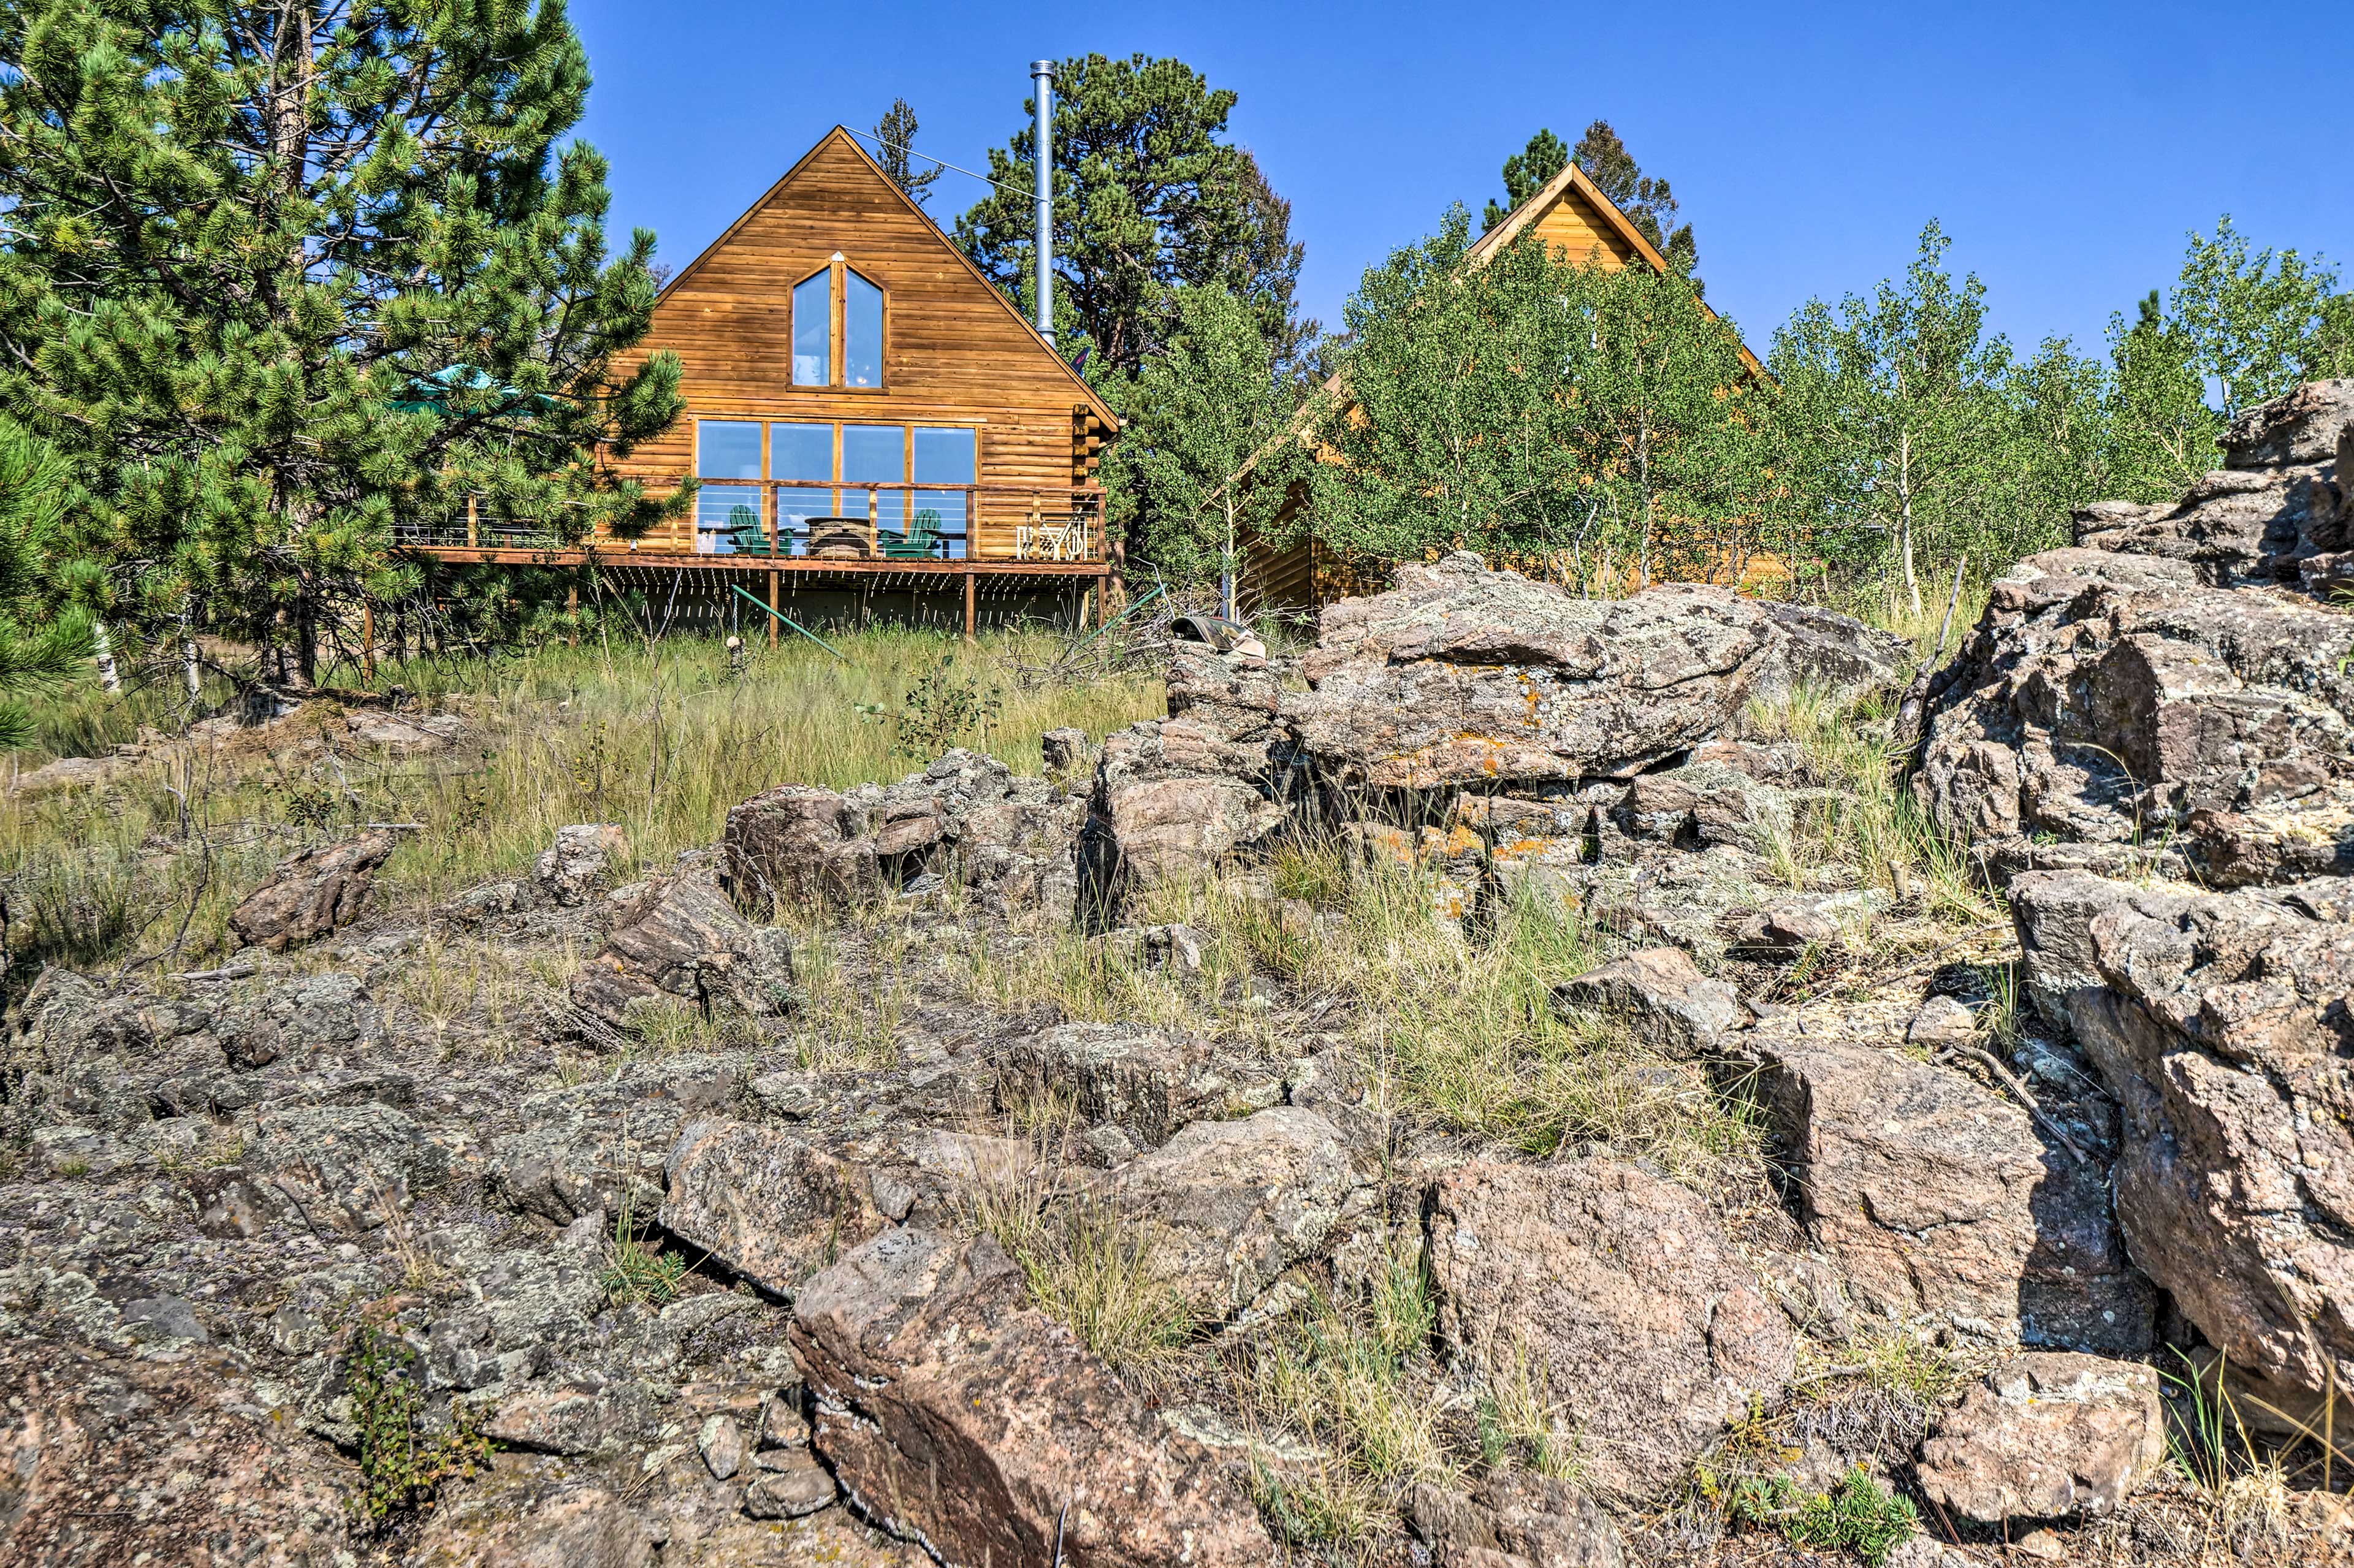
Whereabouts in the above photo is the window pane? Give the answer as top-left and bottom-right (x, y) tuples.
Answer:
(842, 424), (905, 531)
(913, 493), (966, 560)
(696, 485), (761, 554)
(912, 425), (977, 484)
(777, 487), (833, 554)
(843, 269), (883, 387)
(793, 270), (830, 386)
(770, 422), (833, 481)
(697, 420), (761, 479)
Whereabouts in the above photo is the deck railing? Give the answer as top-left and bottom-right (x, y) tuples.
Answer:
(394, 483), (1107, 564)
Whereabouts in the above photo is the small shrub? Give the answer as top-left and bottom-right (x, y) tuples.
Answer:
(1720, 1468), (1918, 1566)
(604, 1188), (688, 1307)
(346, 1325), (492, 1524)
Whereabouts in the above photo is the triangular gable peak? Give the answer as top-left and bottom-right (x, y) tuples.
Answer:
(1468, 159), (1764, 376)
(647, 126), (1117, 431)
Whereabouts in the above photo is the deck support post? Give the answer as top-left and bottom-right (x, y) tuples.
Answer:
(360, 601), (375, 685)
(465, 493), (479, 548)
(963, 571), (976, 641)
(566, 582), (579, 647)
(767, 570), (780, 647)
(1094, 574), (1108, 628)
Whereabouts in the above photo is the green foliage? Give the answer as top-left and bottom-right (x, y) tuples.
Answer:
(1720, 1468), (1919, 1566)
(1303, 208), (1761, 587)
(346, 1325), (491, 1524)
(0, 419), (91, 745)
(1482, 127), (1568, 232)
(1112, 284), (1302, 594)
(603, 1186), (688, 1306)
(1769, 222), (2073, 612)
(871, 97), (939, 206)
(863, 654), (1003, 759)
(954, 53), (1309, 382)
(0, 0), (687, 683)
(2103, 289), (2225, 503)
(2170, 216), (2354, 422)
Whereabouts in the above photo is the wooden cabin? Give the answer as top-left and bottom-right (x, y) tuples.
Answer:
(1241, 159), (1763, 614)
(401, 127), (1118, 636)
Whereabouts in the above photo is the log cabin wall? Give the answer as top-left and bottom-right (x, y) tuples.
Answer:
(604, 128), (1118, 561)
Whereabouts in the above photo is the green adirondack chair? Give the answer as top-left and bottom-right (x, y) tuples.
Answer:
(723, 503), (775, 556)
(880, 508), (945, 560)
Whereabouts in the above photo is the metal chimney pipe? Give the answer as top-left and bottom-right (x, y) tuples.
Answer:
(1030, 59), (1054, 343)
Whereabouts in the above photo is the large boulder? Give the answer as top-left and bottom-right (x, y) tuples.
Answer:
(571, 870), (795, 1032)
(991, 1022), (1274, 1151)
(227, 829), (400, 951)
(1915, 545), (2354, 887)
(1422, 1157), (1794, 1499)
(723, 750), (1086, 921)
(790, 1227), (1275, 1567)
(1739, 1002), (2152, 1353)
(2011, 869), (2354, 1399)
(1289, 554), (1905, 792)
(1095, 1106), (1357, 1315)
(659, 1119), (889, 1298)
(1917, 1352), (2167, 1525)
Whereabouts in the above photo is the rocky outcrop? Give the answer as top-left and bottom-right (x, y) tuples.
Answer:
(660, 1119), (890, 1298)
(1408, 1471), (1625, 1568)
(571, 869), (795, 1033)
(1422, 1157), (1795, 1499)
(991, 1022), (1279, 1151)
(1917, 1352), (2166, 1524)
(227, 828), (401, 951)
(1739, 1000), (2152, 1353)
(1917, 379), (2354, 887)
(1097, 1106), (1358, 1315)
(534, 823), (629, 907)
(722, 749), (1084, 920)
(1289, 555), (1902, 791)
(2011, 869), (2354, 1398)
(790, 1227), (1275, 1567)
(1550, 946), (1740, 1054)
(1078, 556), (1905, 924)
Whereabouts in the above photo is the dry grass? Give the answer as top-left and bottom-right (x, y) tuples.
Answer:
(1239, 1251), (1455, 1549)
(965, 1126), (1203, 1380)
(1, 629), (1161, 970)
(1742, 683), (1995, 930)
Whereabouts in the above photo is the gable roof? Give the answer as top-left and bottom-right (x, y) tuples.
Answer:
(1471, 159), (1765, 376)
(1221, 158), (1764, 499)
(657, 126), (1119, 431)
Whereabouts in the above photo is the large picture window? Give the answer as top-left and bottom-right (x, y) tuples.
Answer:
(693, 420), (975, 558)
(790, 258), (885, 390)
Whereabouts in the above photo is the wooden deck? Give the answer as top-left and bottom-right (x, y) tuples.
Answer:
(399, 542), (1110, 639)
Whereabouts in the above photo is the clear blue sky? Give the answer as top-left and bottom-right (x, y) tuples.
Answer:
(569, 0), (2353, 363)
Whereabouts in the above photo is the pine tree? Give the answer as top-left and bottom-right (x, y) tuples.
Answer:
(1570, 120), (1696, 275)
(0, 419), (93, 747)
(1481, 128), (1567, 232)
(0, 0), (685, 685)
(954, 53), (1309, 381)
(873, 97), (939, 207)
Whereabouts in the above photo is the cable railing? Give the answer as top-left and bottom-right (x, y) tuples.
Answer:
(394, 483), (1107, 565)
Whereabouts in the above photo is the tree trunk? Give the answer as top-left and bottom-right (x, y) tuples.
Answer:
(1900, 427), (1922, 619)
(92, 622), (120, 694)
(1220, 493), (1236, 621)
